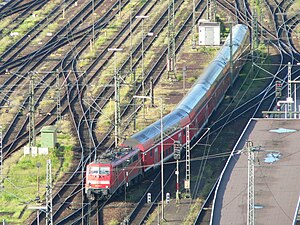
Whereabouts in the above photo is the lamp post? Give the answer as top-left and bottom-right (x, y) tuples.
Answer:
(133, 95), (165, 221)
(135, 15), (149, 96)
(108, 48), (123, 148)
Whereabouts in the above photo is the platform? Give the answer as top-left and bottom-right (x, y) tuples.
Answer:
(211, 118), (300, 225)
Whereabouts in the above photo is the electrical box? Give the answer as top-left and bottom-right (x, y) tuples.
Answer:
(41, 126), (57, 148)
(198, 20), (220, 46)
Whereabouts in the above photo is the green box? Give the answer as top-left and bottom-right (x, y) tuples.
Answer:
(41, 125), (57, 148)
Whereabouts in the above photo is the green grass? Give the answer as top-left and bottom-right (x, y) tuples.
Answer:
(0, 120), (75, 224)
(108, 219), (119, 225)
(182, 198), (203, 225)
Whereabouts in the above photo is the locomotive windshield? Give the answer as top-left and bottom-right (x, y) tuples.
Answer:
(89, 166), (110, 175)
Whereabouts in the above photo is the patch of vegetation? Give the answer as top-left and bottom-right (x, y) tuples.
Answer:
(183, 198), (203, 225)
(0, 0), (60, 53)
(108, 219), (119, 225)
(0, 120), (75, 223)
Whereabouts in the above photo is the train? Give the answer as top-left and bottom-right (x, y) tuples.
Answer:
(85, 24), (250, 200)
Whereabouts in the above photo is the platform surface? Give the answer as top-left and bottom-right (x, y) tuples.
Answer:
(211, 118), (300, 225)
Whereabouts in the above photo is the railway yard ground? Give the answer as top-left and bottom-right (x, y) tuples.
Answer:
(0, 0), (300, 224)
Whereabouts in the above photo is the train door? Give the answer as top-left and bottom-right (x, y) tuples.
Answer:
(154, 147), (159, 164)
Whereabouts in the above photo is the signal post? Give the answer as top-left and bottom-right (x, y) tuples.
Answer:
(174, 141), (181, 203)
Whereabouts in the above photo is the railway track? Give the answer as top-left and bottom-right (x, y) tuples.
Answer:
(27, 0), (193, 223)
(1, 0), (299, 224)
(1, 0), (118, 159)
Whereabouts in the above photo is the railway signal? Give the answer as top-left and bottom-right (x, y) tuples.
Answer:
(173, 141), (181, 160)
(174, 141), (181, 203)
(147, 193), (151, 204)
(275, 81), (282, 98)
(166, 193), (170, 204)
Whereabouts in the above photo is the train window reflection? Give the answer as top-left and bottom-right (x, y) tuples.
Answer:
(89, 166), (110, 175)
(99, 167), (110, 175)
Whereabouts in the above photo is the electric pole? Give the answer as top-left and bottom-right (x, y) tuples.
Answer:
(251, 9), (259, 59)
(192, 0), (197, 48)
(212, 0), (216, 21)
(56, 71), (61, 124)
(29, 72), (36, 149)
(251, 9), (258, 76)
(115, 62), (120, 148)
(185, 125), (191, 198)
(174, 141), (181, 203)
(207, 0), (212, 20)
(108, 48), (123, 148)
(247, 141), (255, 225)
(0, 126), (2, 189)
(129, 5), (137, 131)
(167, 0), (176, 80)
(46, 159), (53, 225)
(229, 21), (233, 85)
(287, 62), (292, 115)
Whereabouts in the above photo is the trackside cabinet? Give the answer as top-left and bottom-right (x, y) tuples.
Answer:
(41, 126), (57, 148)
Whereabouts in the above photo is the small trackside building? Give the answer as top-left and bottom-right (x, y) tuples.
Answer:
(198, 20), (221, 46)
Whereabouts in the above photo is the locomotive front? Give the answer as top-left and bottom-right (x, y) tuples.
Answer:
(85, 162), (112, 200)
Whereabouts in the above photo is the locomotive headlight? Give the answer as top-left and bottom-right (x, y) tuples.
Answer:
(105, 186), (108, 188)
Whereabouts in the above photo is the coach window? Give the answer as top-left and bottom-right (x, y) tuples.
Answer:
(150, 149), (153, 158)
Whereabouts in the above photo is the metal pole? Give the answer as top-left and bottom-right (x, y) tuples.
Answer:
(141, 18), (145, 96)
(288, 62), (292, 116)
(192, 0), (196, 48)
(247, 141), (254, 225)
(133, 71), (136, 130)
(114, 53), (119, 147)
(0, 126), (2, 188)
(37, 210), (39, 225)
(176, 159), (180, 203)
(167, 0), (176, 79)
(29, 73), (36, 148)
(206, 0), (210, 20)
(295, 83), (297, 118)
(130, 4), (133, 74)
(160, 98), (165, 221)
(36, 163), (41, 201)
(229, 22), (233, 85)
(92, 0), (95, 49)
(183, 66), (186, 94)
(108, 48), (122, 147)
(185, 125), (191, 198)
(46, 159), (53, 225)
(56, 72), (61, 123)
